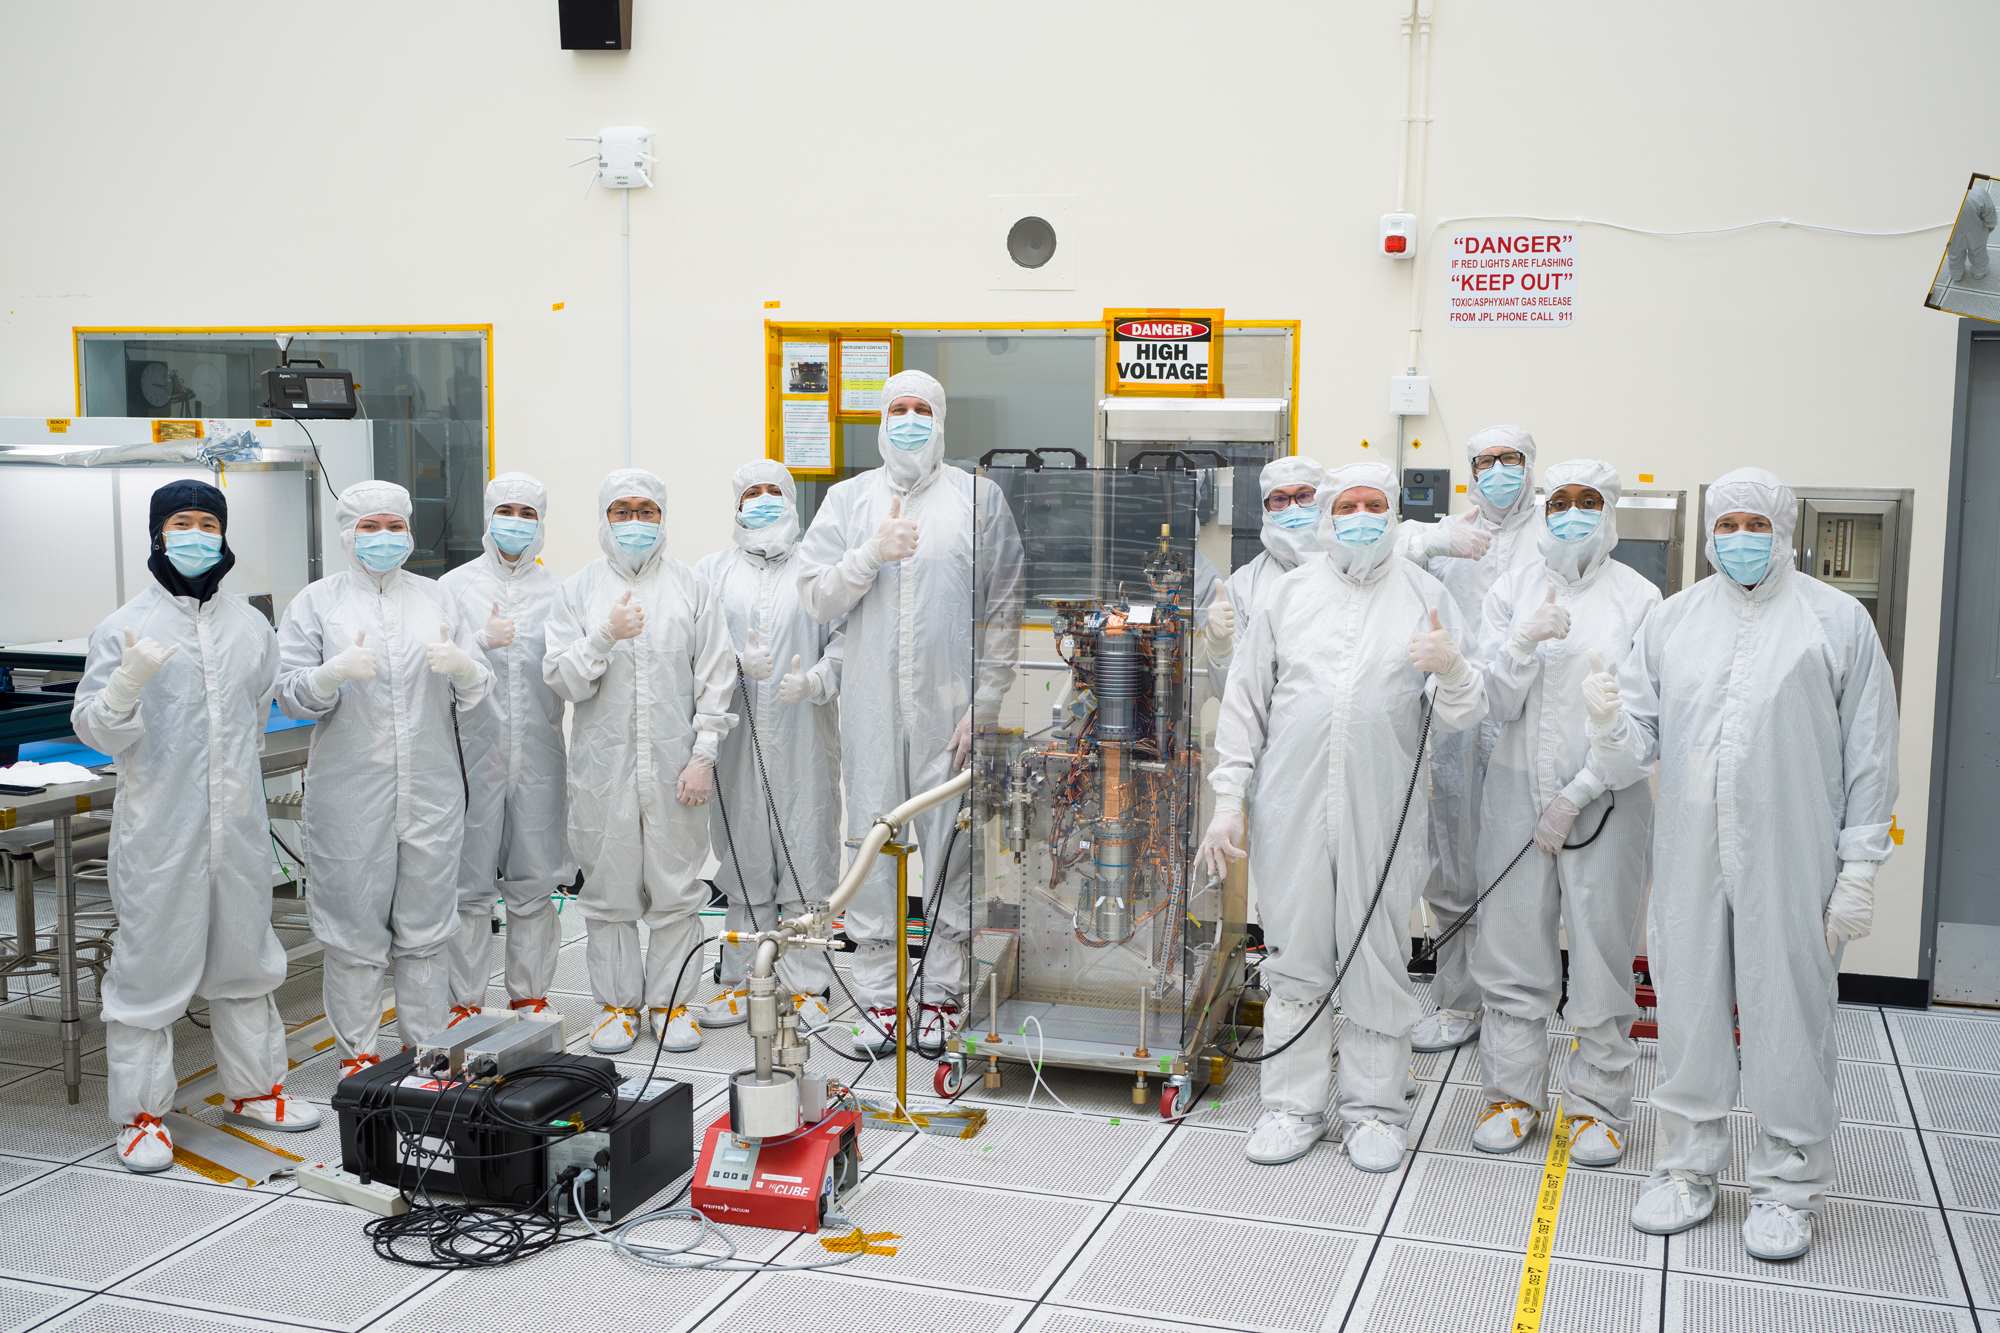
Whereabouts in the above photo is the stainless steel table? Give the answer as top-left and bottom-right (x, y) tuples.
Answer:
(0, 726), (315, 1103)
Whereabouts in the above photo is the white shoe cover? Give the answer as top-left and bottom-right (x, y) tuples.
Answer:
(1345, 1118), (1409, 1172)
(224, 1092), (322, 1134)
(588, 1007), (639, 1054)
(1411, 1008), (1480, 1052)
(1630, 1169), (1717, 1235)
(699, 989), (750, 1029)
(855, 1007), (902, 1055)
(652, 1007), (702, 1053)
(1743, 1201), (1813, 1261)
(1246, 1110), (1325, 1165)
(792, 993), (834, 1034)
(118, 1116), (173, 1173)
(1568, 1117), (1625, 1167)
(1473, 1101), (1539, 1154)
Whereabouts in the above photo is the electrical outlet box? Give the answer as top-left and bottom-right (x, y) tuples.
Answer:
(1390, 375), (1430, 416)
(1381, 212), (1417, 258)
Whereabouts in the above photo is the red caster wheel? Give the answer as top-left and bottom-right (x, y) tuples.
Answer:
(1160, 1083), (1190, 1119)
(934, 1061), (967, 1099)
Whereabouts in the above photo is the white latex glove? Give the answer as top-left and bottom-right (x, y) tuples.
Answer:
(479, 600), (515, 651)
(426, 624), (479, 686)
(102, 629), (181, 715)
(947, 711), (973, 772)
(1825, 862), (1877, 954)
(310, 631), (377, 697)
(674, 756), (714, 807)
(1582, 649), (1622, 727)
(1205, 585), (1235, 643)
(1516, 586), (1571, 645)
(1408, 607), (1466, 685)
(740, 627), (774, 682)
(1533, 795), (1582, 854)
(1448, 509), (1493, 560)
(1196, 796), (1247, 882)
(603, 590), (645, 642)
(864, 497), (919, 567)
(778, 654), (815, 705)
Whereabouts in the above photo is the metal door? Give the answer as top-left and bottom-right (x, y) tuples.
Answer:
(1930, 327), (2000, 1005)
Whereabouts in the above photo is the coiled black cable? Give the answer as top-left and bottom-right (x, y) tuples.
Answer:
(1408, 790), (1617, 970)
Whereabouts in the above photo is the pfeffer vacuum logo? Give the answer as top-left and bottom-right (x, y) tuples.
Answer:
(1113, 319), (1212, 383)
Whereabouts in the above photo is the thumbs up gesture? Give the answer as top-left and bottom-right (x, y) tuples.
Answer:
(480, 599), (516, 651)
(1516, 583), (1571, 645)
(1448, 506), (1493, 560)
(328, 630), (377, 681)
(604, 590), (645, 641)
(103, 627), (181, 714)
(427, 624), (476, 680)
(740, 626), (775, 681)
(1408, 605), (1465, 679)
(779, 654), (815, 705)
(1204, 582), (1236, 643)
(870, 496), (920, 563)
(1582, 649), (1622, 726)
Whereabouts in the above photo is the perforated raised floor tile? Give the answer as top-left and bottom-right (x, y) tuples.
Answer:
(1051, 1205), (1371, 1333)
(1663, 1273), (1976, 1333)
(1668, 1188), (1963, 1305)
(1350, 1239), (1659, 1333)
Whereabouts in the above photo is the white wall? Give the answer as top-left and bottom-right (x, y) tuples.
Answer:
(1, 0), (1988, 980)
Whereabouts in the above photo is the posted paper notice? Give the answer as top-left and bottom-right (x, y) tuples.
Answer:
(840, 340), (891, 413)
(1446, 231), (1578, 325)
(782, 400), (831, 469)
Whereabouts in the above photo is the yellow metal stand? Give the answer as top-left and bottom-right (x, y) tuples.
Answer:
(859, 839), (985, 1139)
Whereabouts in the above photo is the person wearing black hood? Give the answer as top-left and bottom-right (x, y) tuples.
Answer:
(70, 480), (318, 1174)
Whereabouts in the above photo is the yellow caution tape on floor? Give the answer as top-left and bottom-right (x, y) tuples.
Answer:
(820, 1228), (899, 1256)
(1511, 1100), (1572, 1333)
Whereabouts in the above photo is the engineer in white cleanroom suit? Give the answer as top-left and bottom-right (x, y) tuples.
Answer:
(695, 459), (841, 1022)
(1587, 467), (1898, 1263)
(543, 469), (738, 1055)
(1205, 455), (1491, 700)
(1199, 461), (1486, 1171)
(1947, 178), (1996, 283)
(276, 480), (493, 1073)
(438, 473), (576, 1023)
(73, 480), (319, 1172)
(1465, 459), (1659, 1167)
(794, 369), (1023, 1053)
(1410, 424), (1545, 1055)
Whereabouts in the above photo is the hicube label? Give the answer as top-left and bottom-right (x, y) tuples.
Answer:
(1114, 319), (1213, 382)
(1446, 232), (1578, 325)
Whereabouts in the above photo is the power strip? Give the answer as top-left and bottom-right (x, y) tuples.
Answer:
(293, 1163), (410, 1217)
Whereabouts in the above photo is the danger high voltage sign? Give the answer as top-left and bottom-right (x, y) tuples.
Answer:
(1105, 308), (1225, 396)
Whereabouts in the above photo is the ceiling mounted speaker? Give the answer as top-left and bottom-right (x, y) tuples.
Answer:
(991, 195), (1077, 290)
(1007, 216), (1057, 269)
(560, 0), (632, 49)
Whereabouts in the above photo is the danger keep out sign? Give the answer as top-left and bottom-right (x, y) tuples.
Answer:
(1446, 232), (1578, 326)
(1106, 308), (1224, 396)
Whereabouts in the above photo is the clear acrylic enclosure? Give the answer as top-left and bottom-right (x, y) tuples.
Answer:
(965, 456), (1249, 1089)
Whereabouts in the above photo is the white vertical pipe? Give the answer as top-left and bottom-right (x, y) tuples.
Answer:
(1405, 0), (1435, 377)
(621, 187), (632, 468)
(1395, 0), (1415, 215)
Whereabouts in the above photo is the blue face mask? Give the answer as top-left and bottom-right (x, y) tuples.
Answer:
(1476, 462), (1527, 508)
(740, 496), (787, 529)
(1333, 512), (1389, 547)
(1546, 507), (1602, 542)
(1713, 530), (1773, 585)
(611, 520), (660, 554)
(355, 530), (412, 572)
(885, 412), (935, 452)
(163, 529), (224, 576)
(1269, 502), (1320, 531)
(489, 516), (538, 554)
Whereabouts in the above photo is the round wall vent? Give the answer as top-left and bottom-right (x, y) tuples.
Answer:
(1006, 216), (1057, 269)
